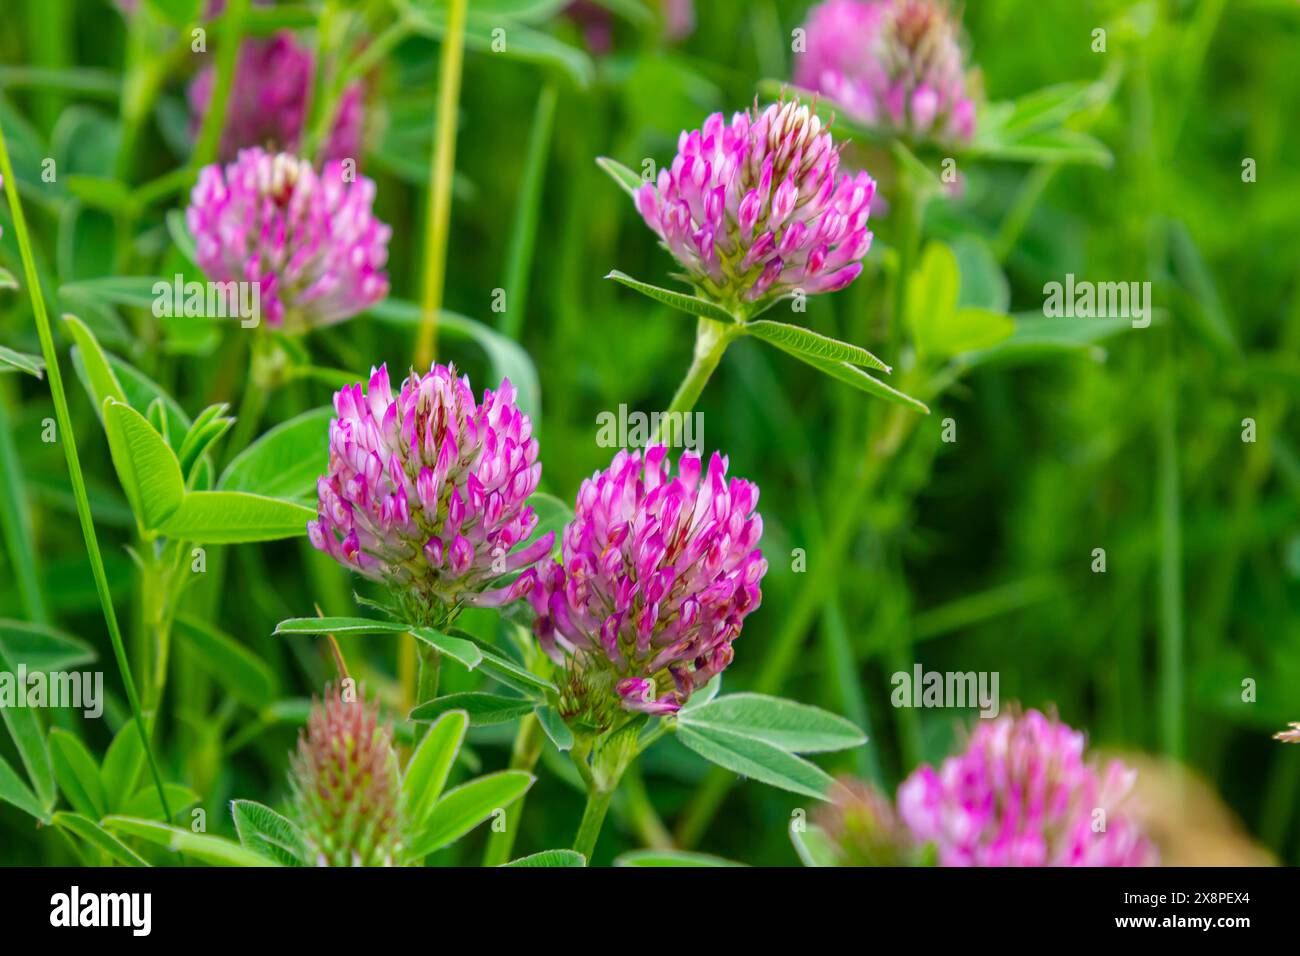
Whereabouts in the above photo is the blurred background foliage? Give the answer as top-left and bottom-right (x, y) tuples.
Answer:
(0, 0), (1297, 865)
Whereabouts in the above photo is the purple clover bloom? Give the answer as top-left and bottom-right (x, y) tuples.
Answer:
(633, 101), (876, 311)
(530, 446), (767, 725)
(188, 31), (365, 164)
(795, 0), (977, 146)
(897, 709), (1157, 866)
(186, 148), (390, 330)
(308, 363), (553, 625)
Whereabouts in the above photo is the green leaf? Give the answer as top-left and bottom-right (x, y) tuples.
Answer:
(956, 312), (1133, 369)
(174, 615), (278, 708)
(120, 784), (199, 822)
(409, 770), (535, 858)
(790, 821), (841, 867)
(165, 209), (198, 266)
(53, 813), (148, 866)
(675, 723), (834, 801)
(0, 620), (96, 671)
(951, 235), (1010, 313)
(49, 728), (108, 820)
(102, 397), (185, 532)
(907, 242), (1015, 359)
(0, 267), (17, 290)
(502, 849), (586, 867)
(780, 349), (929, 413)
(275, 616), (408, 636)
(101, 719), (145, 813)
(60, 276), (162, 311)
(176, 403), (234, 481)
(218, 406), (331, 499)
(231, 799), (308, 866)
(63, 314), (127, 416)
(0, 344), (44, 378)
(971, 127), (1112, 167)
(0, 754), (46, 821)
(614, 849), (744, 867)
(410, 627), (483, 671)
(157, 490), (313, 543)
(595, 156), (644, 198)
(403, 710), (468, 828)
(145, 0), (202, 27)
(467, 640), (555, 696)
(605, 270), (737, 323)
(410, 693), (535, 726)
(744, 320), (890, 372)
(0, 640), (55, 811)
(536, 705), (573, 751)
(678, 693), (867, 753)
(104, 817), (281, 866)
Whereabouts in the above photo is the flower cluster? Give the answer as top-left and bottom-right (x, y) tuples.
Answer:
(289, 684), (406, 867)
(188, 32), (365, 164)
(530, 446), (767, 725)
(187, 148), (390, 330)
(897, 709), (1156, 866)
(308, 363), (553, 624)
(633, 100), (876, 310)
(794, 0), (977, 146)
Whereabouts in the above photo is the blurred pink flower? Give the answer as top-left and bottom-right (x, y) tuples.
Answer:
(1275, 722), (1300, 743)
(188, 32), (364, 164)
(633, 101), (876, 311)
(795, 0), (977, 146)
(530, 446), (767, 724)
(186, 148), (389, 330)
(897, 709), (1157, 866)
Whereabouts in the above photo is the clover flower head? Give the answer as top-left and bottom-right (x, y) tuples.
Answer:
(188, 32), (365, 165)
(530, 446), (767, 726)
(308, 363), (552, 625)
(816, 778), (917, 866)
(1275, 722), (1300, 744)
(289, 684), (405, 867)
(186, 148), (390, 330)
(897, 709), (1157, 866)
(633, 100), (876, 312)
(795, 0), (977, 145)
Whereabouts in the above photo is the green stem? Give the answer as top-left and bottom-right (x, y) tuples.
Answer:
(191, 0), (250, 171)
(415, 0), (469, 367)
(0, 121), (172, 823)
(657, 317), (739, 444)
(415, 641), (441, 706)
(571, 785), (615, 862)
(501, 83), (557, 340)
(482, 711), (546, 866)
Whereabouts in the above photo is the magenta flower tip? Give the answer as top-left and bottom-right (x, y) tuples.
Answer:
(186, 148), (391, 331)
(310, 362), (548, 624)
(795, 0), (978, 147)
(633, 101), (876, 311)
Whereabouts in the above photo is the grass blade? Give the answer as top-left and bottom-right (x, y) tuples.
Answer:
(0, 119), (172, 823)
